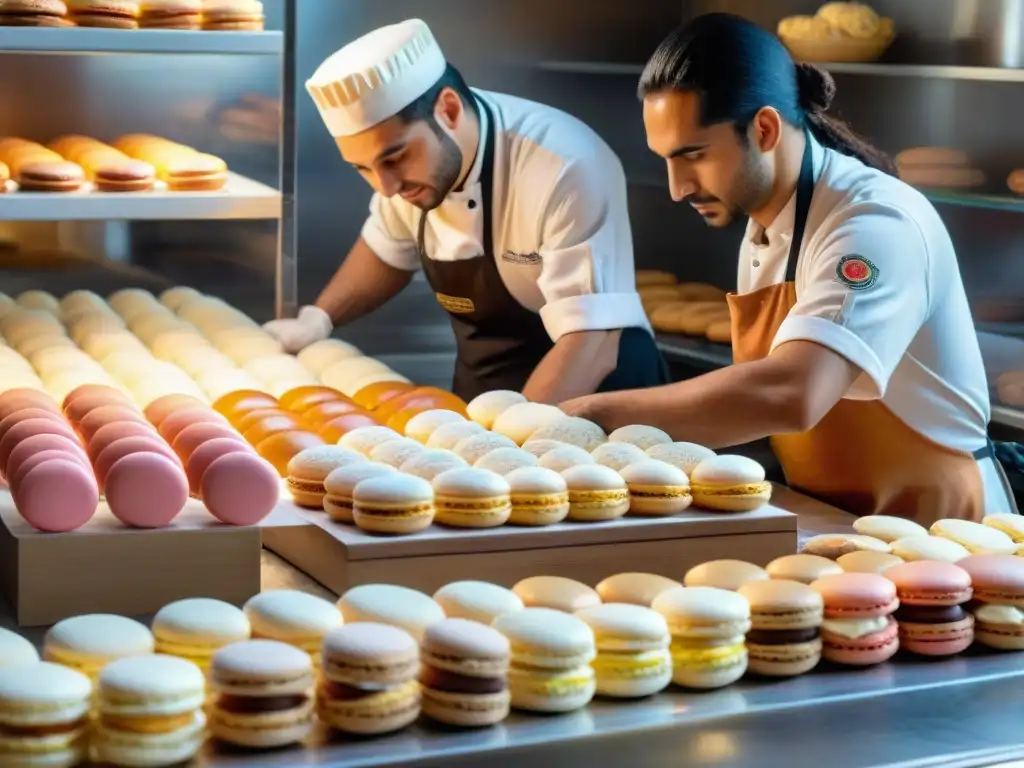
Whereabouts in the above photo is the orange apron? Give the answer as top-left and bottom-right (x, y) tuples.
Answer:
(727, 137), (996, 525)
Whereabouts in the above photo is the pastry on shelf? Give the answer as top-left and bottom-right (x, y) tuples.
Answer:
(0, 139), (65, 178)
(65, 0), (140, 28)
(48, 134), (156, 191)
(778, 2), (895, 63)
(1007, 169), (1024, 196)
(0, 0), (71, 27)
(138, 0), (201, 29)
(705, 318), (732, 345)
(202, 0), (263, 31)
(896, 147), (986, 190)
(114, 133), (228, 191)
(17, 161), (86, 193)
(635, 270), (677, 288)
(650, 301), (730, 336)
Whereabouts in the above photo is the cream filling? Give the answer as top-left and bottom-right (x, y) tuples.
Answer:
(821, 616), (889, 639)
(974, 604), (1024, 625)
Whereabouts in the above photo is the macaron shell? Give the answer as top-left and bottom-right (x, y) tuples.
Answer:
(144, 394), (208, 429)
(171, 421), (246, 461)
(15, 458), (99, 532)
(684, 559), (771, 591)
(0, 407), (67, 441)
(0, 417), (80, 468)
(765, 554), (843, 584)
(4, 432), (89, 480)
(158, 408), (229, 444)
(595, 572), (682, 606)
(820, 616), (899, 665)
(0, 388), (62, 419)
(105, 452), (188, 528)
(897, 615), (975, 656)
(201, 452), (279, 526)
(836, 550), (904, 574)
(8, 448), (93, 492)
(87, 420), (165, 463)
(77, 404), (152, 443)
(883, 561), (973, 606)
(956, 554), (1024, 606)
(93, 435), (182, 491)
(64, 387), (133, 424)
(186, 437), (254, 496)
(809, 573), (899, 618)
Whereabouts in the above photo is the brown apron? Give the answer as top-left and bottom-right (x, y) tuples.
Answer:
(727, 135), (1010, 524)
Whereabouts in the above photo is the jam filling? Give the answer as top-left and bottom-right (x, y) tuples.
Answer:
(419, 665), (506, 695)
(746, 627), (820, 645)
(894, 604), (966, 624)
(0, 718), (87, 737)
(216, 694), (308, 714)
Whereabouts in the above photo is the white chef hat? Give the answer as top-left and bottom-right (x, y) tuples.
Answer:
(306, 19), (447, 138)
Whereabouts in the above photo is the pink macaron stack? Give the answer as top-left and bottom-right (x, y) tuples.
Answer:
(0, 388), (98, 533)
(144, 395), (279, 527)
(63, 385), (188, 529)
(885, 560), (975, 657)
(810, 572), (900, 666)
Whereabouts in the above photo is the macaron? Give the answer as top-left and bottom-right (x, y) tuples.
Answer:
(801, 533), (891, 559)
(885, 560), (974, 656)
(0, 662), (92, 768)
(561, 464), (630, 522)
(983, 513), (1024, 544)
(619, 459), (692, 515)
(321, 462), (396, 523)
(453, 431), (519, 465)
(91, 434), (180, 491)
(852, 515), (928, 543)
(208, 640), (316, 748)
(607, 424), (672, 450)
(590, 442), (647, 471)
(645, 441), (716, 474)
(284, 445), (366, 508)
(837, 551), (904, 574)
(352, 473), (435, 534)
(13, 458), (99, 533)
(337, 425), (402, 456)
(399, 448), (468, 481)
(157, 407), (229, 445)
(0, 628), (38, 670)
(465, 390), (528, 429)
(152, 598), (252, 669)
(575, 604), (672, 697)
(492, 608), (596, 713)
(403, 408), (466, 444)
(366, 437), (423, 469)
(473, 446), (538, 476)
(317, 623), (421, 735)
(337, 584), (445, 642)
(536, 443), (595, 473)
(184, 437), (254, 496)
(930, 518), (1017, 555)
(527, 416), (607, 452)
(652, 586), (751, 688)
(92, 655), (207, 767)
(105, 452), (189, 528)
(86, 420), (165, 464)
(685, 559), (771, 591)
(890, 535), (970, 563)
(810, 573), (900, 665)
(738, 580), (824, 676)
(520, 439), (566, 459)
(765, 554), (843, 584)
(4, 431), (90, 481)
(425, 419), (486, 451)
(419, 618), (511, 726)
(431, 467), (511, 528)
(432, 581), (524, 625)
(63, 385), (133, 425)
(512, 575), (601, 613)
(143, 393), (207, 430)
(689, 455), (772, 512)
(595, 572), (682, 606)
(200, 451), (280, 526)
(0, 417), (81, 469)
(956, 554), (1024, 650)
(504, 465), (569, 526)
(43, 614), (155, 679)
(490, 402), (565, 445)
(243, 590), (343, 662)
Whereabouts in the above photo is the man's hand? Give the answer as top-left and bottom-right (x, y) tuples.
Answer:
(559, 394), (602, 423)
(262, 305), (333, 353)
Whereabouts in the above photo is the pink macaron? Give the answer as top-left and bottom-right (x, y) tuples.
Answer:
(810, 572), (900, 666)
(77, 404), (152, 443)
(5, 433), (90, 480)
(93, 435), (182, 492)
(158, 408), (230, 445)
(87, 421), (165, 464)
(201, 451), (279, 526)
(185, 438), (254, 496)
(886, 561), (974, 656)
(14, 458), (99, 532)
(143, 394), (207, 430)
(104, 452), (189, 528)
(0, 417), (80, 470)
(63, 385), (132, 425)
(9, 449), (93, 493)
(171, 421), (246, 463)
(0, 408), (68, 443)
(0, 389), (62, 420)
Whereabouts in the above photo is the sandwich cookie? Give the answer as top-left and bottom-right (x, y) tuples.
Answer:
(419, 619), (511, 726)
(490, 402), (565, 445)
(425, 419), (486, 451)
(285, 445), (365, 508)
(837, 551), (904, 574)
(685, 559), (770, 591)
(337, 425), (402, 457)
(644, 441), (716, 474)
(368, 437), (425, 468)
(317, 623), (420, 734)
(575, 604), (672, 698)
(91, 655), (206, 767)
(352, 473), (435, 534)
(322, 462), (396, 523)
(208, 640), (315, 748)
(561, 464), (630, 522)
(243, 590), (342, 663)
(983, 513), (1024, 544)
(512, 576), (601, 613)
(403, 409), (466, 444)
(606, 425), (672, 451)
(0, 662), (91, 768)
(738, 580), (823, 676)
(433, 581), (524, 625)
(338, 584), (445, 642)
(596, 573), (681, 607)
(810, 573), (900, 665)
(452, 432), (518, 465)
(465, 390), (527, 430)
(526, 416), (607, 452)
(504, 466), (569, 526)
(619, 460), (691, 515)
(152, 598), (251, 670)
(432, 467), (511, 528)
(890, 535), (970, 563)
(652, 586), (750, 689)
(520, 439), (567, 459)
(44, 614), (154, 679)
(956, 555), (1024, 650)
(492, 608), (596, 713)
(473, 446), (538, 476)
(536, 443), (594, 473)
(852, 515), (928, 543)
(766, 554), (843, 584)
(0, 628), (38, 669)
(590, 442), (647, 472)
(930, 518), (1017, 555)
(690, 455), (771, 512)
(399, 448), (468, 481)
(801, 533), (891, 560)
(885, 561), (974, 656)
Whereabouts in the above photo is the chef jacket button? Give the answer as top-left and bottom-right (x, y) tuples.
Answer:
(752, 259), (761, 267)
(468, 199), (477, 209)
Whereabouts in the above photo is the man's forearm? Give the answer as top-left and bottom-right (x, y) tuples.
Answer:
(523, 330), (621, 404)
(315, 237), (415, 326)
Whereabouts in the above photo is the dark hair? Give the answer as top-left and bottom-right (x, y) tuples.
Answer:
(639, 13), (895, 174)
(395, 63), (477, 132)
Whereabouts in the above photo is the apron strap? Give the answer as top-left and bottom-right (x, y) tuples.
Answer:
(784, 131), (817, 284)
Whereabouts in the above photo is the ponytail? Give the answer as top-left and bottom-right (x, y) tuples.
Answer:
(640, 13), (895, 175)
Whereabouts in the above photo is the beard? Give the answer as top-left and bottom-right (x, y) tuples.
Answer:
(407, 128), (464, 211)
(692, 148), (774, 228)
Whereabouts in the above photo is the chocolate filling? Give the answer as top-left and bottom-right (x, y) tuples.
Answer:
(320, 681), (378, 701)
(895, 605), (966, 624)
(217, 694), (308, 713)
(0, 718), (87, 737)
(746, 627), (820, 645)
(419, 665), (507, 695)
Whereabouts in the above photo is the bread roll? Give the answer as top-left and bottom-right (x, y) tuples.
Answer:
(676, 283), (727, 302)
(636, 270), (677, 288)
(705, 319), (732, 344)
(1007, 169), (1024, 196)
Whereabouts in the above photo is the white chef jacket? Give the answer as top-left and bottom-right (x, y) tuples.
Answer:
(360, 89), (651, 342)
(740, 135), (1010, 513)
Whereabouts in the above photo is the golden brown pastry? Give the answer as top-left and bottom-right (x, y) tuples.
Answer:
(639, 286), (682, 303)
(677, 283), (728, 302)
(636, 270), (678, 288)
(896, 147), (984, 190)
(705, 319), (733, 345)
(1007, 169), (1024, 196)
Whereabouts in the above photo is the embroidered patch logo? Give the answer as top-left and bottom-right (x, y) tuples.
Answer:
(835, 255), (879, 290)
(501, 250), (541, 265)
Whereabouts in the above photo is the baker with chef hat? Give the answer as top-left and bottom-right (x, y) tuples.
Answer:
(264, 19), (668, 402)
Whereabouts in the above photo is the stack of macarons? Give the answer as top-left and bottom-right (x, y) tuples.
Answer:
(243, 590), (343, 664)
(151, 597), (252, 670)
(884, 560), (975, 656)
(810, 573), (900, 666)
(957, 554), (1024, 650)
(738, 580), (824, 676)
(43, 613), (155, 680)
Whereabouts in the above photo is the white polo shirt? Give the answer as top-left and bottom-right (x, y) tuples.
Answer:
(360, 88), (651, 342)
(739, 135), (1010, 513)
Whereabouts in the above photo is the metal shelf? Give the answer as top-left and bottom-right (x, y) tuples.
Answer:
(924, 190), (1024, 213)
(0, 173), (280, 221)
(992, 406), (1024, 430)
(0, 27), (282, 55)
(655, 333), (732, 368)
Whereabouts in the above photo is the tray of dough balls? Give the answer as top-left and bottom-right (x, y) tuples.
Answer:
(3, 537), (1024, 765)
(778, 2), (895, 63)
(637, 270), (734, 359)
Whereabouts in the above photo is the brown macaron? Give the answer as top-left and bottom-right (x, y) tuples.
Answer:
(93, 160), (155, 192)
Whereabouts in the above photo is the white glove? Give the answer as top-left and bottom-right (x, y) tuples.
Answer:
(262, 305), (333, 353)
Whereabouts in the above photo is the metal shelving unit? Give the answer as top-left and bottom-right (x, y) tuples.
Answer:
(0, 27), (282, 55)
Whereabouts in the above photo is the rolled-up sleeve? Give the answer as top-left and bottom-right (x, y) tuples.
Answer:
(359, 192), (422, 272)
(771, 202), (931, 398)
(536, 160), (649, 340)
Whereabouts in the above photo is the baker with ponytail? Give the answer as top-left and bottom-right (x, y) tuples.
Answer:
(560, 13), (1021, 524)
